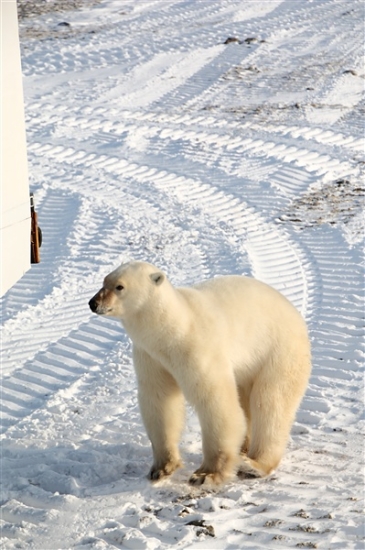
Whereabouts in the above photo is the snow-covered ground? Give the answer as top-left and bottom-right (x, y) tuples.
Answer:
(1, 1), (364, 548)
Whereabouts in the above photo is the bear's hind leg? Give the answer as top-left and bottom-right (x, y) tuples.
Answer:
(238, 402), (291, 478)
(238, 364), (309, 478)
(237, 415), (288, 479)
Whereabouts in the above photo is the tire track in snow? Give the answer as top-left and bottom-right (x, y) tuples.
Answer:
(254, 123), (364, 154)
(182, 0), (364, 127)
(295, 227), (364, 456)
(1, 195), (122, 371)
(98, 45), (226, 110)
(0, 186), (141, 432)
(0, 316), (124, 435)
(34, 106), (360, 206)
(27, 142), (314, 318)
(34, 102), (347, 320)
(140, 0), (363, 114)
(20, 0), (258, 83)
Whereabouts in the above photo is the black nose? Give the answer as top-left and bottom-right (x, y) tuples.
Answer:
(89, 298), (98, 312)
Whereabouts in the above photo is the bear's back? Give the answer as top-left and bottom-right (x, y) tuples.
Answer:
(185, 274), (306, 335)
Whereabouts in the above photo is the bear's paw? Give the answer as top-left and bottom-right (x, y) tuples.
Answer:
(148, 459), (182, 481)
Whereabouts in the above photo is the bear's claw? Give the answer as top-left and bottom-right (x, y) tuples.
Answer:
(189, 473), (206, 486)
(149, 468), (166, 481)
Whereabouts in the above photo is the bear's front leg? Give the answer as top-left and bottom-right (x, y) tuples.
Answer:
(133, 347), (185, 481)
(188, 377), (246, 486)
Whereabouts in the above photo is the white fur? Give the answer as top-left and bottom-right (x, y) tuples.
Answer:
(89, 261), (311, 485)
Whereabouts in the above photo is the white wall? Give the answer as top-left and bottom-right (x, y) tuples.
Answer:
(1, 0), (31, 296)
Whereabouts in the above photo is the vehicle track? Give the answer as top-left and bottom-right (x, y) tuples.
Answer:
(25, 140), (314, 311)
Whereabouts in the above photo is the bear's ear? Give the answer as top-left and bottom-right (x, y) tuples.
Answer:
(150, 272), (165, 286)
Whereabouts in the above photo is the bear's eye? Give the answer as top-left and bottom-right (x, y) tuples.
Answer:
(116, 285), (124, 291)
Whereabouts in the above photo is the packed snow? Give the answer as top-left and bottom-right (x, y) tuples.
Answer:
(1, 1), (364, 548)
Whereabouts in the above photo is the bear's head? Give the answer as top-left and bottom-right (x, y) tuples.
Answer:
(89, 261), (165, 320)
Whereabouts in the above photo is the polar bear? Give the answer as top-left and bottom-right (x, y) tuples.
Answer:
(89, 261), (311, 486)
